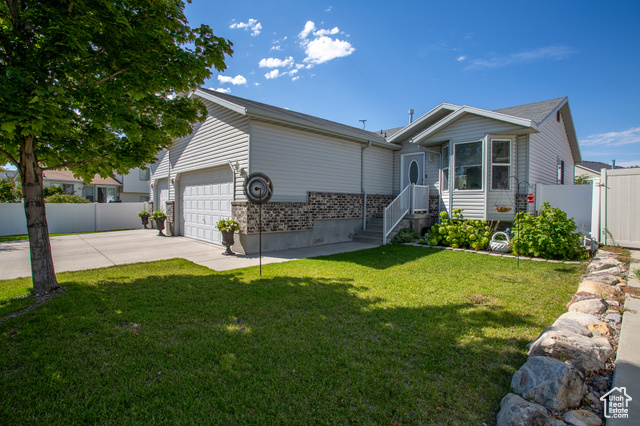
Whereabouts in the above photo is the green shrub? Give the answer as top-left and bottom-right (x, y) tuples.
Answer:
(0, 177), (22, 202)
(511, 202), (587, 260)
(45, 193), (91, 203)
(391, 227), (420, 244)
(43, 186), (64, 197)
(423, 209), (494, 250)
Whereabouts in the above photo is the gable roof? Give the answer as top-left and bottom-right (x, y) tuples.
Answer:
(195, 88), (400, 150)
(493, 97), (567, 124)
(386, 103), (459, 142)
(43, 169), (121, 186)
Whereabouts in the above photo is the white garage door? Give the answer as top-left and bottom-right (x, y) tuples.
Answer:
(156, 179), (169, 211)
(180, 167), (233, 245)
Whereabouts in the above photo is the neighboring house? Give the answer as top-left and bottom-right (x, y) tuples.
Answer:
(43, 169), (122, 202)
(150, 89), (580, 254)
(0, 169), (18, 182)
(575, 160), (623, 180)
(115, 167), (151, 202)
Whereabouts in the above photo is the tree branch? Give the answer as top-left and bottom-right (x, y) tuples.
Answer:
(95, 68), (128, 86)
(42, 157), (95, 171)
(0, 147), (20, 168)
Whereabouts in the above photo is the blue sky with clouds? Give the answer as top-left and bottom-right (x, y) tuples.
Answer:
(186, 0), (640, 167)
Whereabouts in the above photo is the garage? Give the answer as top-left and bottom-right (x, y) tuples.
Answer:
(179, 167), (233, 245)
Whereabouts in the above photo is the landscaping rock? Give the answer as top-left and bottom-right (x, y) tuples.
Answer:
(587, 258), (624, 273)
(511, 356), (586, 412)
(605, 300), (620, 309)
(588, 266), (627, 277)
(580, 273), (619, 286)
(496, 393), (556, 426)
(605, 313), (622, 324)
(527, 327), (614, 373)
(552, 318), (592, 337)
(589, 376), (609, 393)
(568, 298), (608, 315)
(594, 251), (617, 259)
(563, 409), (603, 426)
(587, 322), (614, 338)
(557, 312), (603, 328)
(577, 280), (619, 298)
(566, 292), (602, 309)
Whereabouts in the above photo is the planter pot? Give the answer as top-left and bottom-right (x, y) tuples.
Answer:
(156, 219), (165, 236)
(141, 216), (149, 229)
(221, 230), (235, 255)
(490, 231), (510, 253)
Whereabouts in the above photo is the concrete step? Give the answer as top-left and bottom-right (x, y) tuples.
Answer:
(357, 230), (382, 238)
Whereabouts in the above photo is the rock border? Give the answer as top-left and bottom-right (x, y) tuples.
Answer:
(494, 250), (629, 425)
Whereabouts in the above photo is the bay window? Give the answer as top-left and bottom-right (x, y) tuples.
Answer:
(454, 141), (483, 190)
(491, 140), (511, 190)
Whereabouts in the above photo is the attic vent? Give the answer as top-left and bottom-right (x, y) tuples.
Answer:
(556, 111), (561, 122)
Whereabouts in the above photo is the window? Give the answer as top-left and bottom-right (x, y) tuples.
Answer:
(139, 167), (150, 181)
(441, 145), (449, 191)
(409, 160), (419, 184)
(557, 158), (565, 184)
(140, 196), (149, 202)
(83, 186), (94, 202)
(62, 183), (74, 195)
(454, 141), (483, 190)
(491, 140), (511, 190)
(97, 187), (118, 203)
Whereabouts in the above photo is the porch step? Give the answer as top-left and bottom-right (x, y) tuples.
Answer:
(352, 216), (412, 245)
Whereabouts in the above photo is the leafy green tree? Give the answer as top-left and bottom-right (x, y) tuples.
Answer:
(44, 193), (91, 203)
(42, 186), (64, 198)
(0, 177), (22, 202)
(0, 1), (233, 293)
(574, 174), (592, 185)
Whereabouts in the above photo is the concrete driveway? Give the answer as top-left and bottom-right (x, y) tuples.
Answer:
(0, 230), (376, 280)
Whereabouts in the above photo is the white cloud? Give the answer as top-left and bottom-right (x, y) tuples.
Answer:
(270, 45), (282, 51)
(299, 21), (316, 39)
(259, 56), (294, 68)
(217, 75), (248, 85)
(457, 56), (466, 62)
(264, 69), (281, 79)
(229, 19), (262, 36)
(298, 21), (354, 65)
(465, 45), (574, 70)
(302, 36), (355, 65)
(292, 76), (300, 81)
(325, 6), (332, 12)
(580, 127), (640, 147)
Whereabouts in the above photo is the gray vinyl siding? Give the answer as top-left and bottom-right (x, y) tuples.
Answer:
(150, 151), (170, 179)
(363, 146), (394, 195)
(422, 114), (526, 145)
(452, 191), (484, 219)
(529, 113), (575, 186)
(251, 121), (392, 202)
(517, 136), (528, 186)
(168, 99), (249, 201)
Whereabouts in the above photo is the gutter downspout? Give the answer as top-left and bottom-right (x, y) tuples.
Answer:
(361, 141), (372, 230)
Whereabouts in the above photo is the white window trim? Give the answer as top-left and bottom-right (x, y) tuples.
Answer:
(490, 138), (514, 191)
(453, 140), (484, 191)
(441, 144), (450, 193)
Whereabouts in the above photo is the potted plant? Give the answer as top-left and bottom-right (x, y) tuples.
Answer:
(152, 210), (168, 236)
(217, 218), (239, 255)
(138, 208), (151, 229)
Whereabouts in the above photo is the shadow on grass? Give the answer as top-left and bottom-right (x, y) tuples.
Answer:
(0, 269), (540, 424)
(317, 244), (441, 270)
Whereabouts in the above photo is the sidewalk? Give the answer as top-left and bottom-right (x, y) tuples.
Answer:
(0, 230), (378, 280)
(608, 249), (640, 425)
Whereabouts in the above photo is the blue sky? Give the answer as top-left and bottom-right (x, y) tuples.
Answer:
(186, 0), (640, 168)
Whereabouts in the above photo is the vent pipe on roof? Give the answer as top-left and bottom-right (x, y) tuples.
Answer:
(409, 109), (415, 124)
(611, 160), (616, 169)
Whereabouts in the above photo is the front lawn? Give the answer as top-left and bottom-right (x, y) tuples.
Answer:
(0, 246), (580, 424)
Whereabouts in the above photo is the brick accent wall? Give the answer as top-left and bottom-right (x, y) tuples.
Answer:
(429, 195), (440, 220)
(232, 192), (394, 234)
(515, 194), (527, 213)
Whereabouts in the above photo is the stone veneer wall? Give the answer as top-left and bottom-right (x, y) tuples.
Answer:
(232, 192), (395, 234)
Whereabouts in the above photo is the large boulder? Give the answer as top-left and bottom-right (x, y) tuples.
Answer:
(580, 273), (619, 286)
(587, 258), (624, 273)
(557, 312), (603, 328)
(527, 327), (614, 373)
(552, 318), (592, 337)
(588, 322), (614, 338)
(566, 292), (603, 309)
(588, 266), (627, 277)
(594, 250), (617, 259)
(568, 298), (608, 315)
(577, 280), (619, 298)
(496, 393), (556, 426)
(511, 356), (586, 412)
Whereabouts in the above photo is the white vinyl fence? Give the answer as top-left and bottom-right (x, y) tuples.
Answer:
(0, 202), (148, 236)
(599, 168), (640, 248)
(535, 184), (594, 237)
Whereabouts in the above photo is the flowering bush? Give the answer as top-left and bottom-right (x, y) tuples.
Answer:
(423, 209), (494, 250)
(512, 202), (587, 260)
(217, 219), (239, 232)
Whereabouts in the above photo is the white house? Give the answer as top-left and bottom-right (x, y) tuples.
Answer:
(43, 168), (150, 203)
(150, 89), (580, 254)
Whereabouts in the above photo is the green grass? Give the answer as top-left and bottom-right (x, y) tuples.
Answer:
(0, 246), (581, 424)
(0, 229), (134, 242)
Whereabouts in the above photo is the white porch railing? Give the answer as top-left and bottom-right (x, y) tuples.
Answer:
(383, 185), (429, 244)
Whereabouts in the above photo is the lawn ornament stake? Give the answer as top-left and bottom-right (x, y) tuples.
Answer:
(243, 173), (273, 276)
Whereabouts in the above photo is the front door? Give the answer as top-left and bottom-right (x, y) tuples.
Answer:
(401, 153), (425, 189)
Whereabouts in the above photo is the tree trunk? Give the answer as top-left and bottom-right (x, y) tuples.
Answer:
(19, 135), (59, 293)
